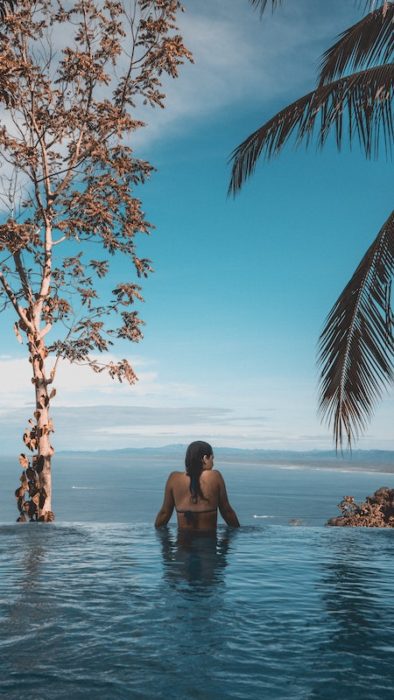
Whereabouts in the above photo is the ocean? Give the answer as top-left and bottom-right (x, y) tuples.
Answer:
(0, 452), (393, 699)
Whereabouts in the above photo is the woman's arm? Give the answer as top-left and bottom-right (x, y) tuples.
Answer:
(217, 471), (240, 527)
(154, 473), (175, 528)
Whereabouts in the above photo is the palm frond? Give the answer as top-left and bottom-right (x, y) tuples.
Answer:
(229, 63), (394, 195)
(320, 2), (394, 84)
(249, 0), (390, 14)
(248, 0), (383, 14)
(362, 1), (391, 10)
(248, 0), (282, 14)
(318, 210), (394, 449)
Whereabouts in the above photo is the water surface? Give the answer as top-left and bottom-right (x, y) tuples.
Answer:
(1, 457), (393, 698)
(0, 523), (393, 699)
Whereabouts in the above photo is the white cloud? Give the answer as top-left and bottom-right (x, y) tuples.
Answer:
(133, 0), (358, 149)
(0, 354), (199, 410)
(0, 353), (392, 451)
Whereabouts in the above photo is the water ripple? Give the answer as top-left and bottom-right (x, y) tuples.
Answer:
(0, 524), (393, 699)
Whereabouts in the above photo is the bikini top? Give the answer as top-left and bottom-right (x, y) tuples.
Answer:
(176, 507), (217, 524)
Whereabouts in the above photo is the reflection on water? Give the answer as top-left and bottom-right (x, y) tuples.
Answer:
(8, 541), (47, 620)
(309, 532), (394, 700)
(157, 526), (236, 591)
(0, 525), (394, 700)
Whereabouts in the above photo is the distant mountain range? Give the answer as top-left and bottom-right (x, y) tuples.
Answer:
(57, 445), (394, 472)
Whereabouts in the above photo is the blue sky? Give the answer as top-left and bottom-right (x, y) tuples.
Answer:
(0, 0), (392, 452)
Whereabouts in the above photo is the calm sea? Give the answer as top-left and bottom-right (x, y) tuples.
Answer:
(0, 454), (394, 699)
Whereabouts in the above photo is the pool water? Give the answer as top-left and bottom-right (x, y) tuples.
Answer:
(0, 457), (393, 699)
(0, 522), (393, 700)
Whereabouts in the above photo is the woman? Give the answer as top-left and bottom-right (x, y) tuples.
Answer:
(154, 441), (240, 530)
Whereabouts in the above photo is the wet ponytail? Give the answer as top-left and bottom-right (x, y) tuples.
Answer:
(185, 440), (212, 503)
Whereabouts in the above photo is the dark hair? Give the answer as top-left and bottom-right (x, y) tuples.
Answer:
(185, 440), (212, 503)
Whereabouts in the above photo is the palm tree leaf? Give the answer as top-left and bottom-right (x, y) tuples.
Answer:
(360, 0), (391, 10)
(249, 0), (282, 14)
(318, 210), (394, 448)
(319, 2), (394, 84)
(248, 0), (382, 14)
(229, 63), (394, 195)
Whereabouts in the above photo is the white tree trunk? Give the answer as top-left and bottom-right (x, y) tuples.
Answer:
(32, 335), (54, 521)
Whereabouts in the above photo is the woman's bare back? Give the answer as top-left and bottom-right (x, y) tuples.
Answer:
(172, 470), (220, 530)
(155, 468), (240, 531)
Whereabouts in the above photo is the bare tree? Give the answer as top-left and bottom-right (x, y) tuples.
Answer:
(0, 0), (191, 521)
(231, 0), (394, 448)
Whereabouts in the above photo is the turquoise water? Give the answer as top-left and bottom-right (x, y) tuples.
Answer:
(0, 456), (394, 699)
(1, 524), (393, 699)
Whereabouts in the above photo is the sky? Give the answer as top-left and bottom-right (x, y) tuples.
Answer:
(0, 0), (392, 453)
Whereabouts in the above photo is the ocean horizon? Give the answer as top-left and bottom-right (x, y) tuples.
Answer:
(1, 449), (394, 526)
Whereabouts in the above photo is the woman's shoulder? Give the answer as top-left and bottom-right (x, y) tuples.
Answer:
(167, 470), (186, 481)
(203, 469), (223, 481)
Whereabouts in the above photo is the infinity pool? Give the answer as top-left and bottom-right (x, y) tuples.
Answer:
(0, 522), (393, 699)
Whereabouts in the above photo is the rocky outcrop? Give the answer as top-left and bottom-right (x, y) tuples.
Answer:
(327, 488), (394, 527)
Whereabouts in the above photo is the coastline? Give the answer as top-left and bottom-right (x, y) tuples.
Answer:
(221, 460), (394, 475)
(2, 447), (394, 475)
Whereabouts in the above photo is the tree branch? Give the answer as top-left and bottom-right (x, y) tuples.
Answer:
(13, 249), (34, 306)
(0, 268), (33, 329)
